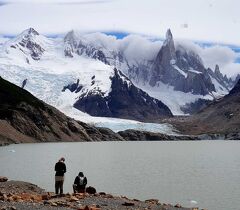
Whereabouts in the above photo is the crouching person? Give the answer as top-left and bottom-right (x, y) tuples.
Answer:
(73, 172), (87, 193)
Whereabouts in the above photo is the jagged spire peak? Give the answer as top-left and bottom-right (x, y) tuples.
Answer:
(166, 29), (173, 41)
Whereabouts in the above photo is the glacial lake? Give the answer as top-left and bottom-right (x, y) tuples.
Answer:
(0, 141), (240, 210)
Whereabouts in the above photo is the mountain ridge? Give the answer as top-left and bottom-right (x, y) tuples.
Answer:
(0, 76), (125, 145)
(0, 27), (236, 118)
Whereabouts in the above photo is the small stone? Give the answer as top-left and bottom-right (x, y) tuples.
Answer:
(30, 195), (42, 202)
(122, 202), (135, 206)
(105, 194), (113, 198)
(69, 196), (79, 202)
(98, 192), (106, 196)
(50, 201), (58, 207)
(78, 206), (90, 210)
(41, 194), (50, 200)
(7, 196), (14, 202)
(10, 207), (17, 210)
(2, 194), (8, 201)
(174, 203), (182, 208)
(145, 199), (159, 204)
(12, 195), (22, 201)
(90, 207), (101, 210)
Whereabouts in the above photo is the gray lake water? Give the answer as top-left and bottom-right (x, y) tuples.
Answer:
(0, 141), (240, 210)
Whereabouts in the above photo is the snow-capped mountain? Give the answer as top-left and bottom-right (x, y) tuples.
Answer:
(62, 29), (233, 114)
(3, 28), (50, 61)
(150, 29), (215, 95)
(0, 28), (234, 118)
(64, 68), (172, 121)
(0, 28), (173, 123)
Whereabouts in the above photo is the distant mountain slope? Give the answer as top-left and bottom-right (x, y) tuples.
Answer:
(0, 76), (124, 145)
(166, 79), (240, 137)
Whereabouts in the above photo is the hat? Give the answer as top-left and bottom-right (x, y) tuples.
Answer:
(59, 157), (65, 162)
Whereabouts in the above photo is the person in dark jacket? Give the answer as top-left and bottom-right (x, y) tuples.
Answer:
(55, 157), (66, 195)
(73, 172), (87, 193)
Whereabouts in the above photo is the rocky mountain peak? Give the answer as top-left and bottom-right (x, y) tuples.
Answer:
(25, 27), (39, 36)
(64, 30), (78, 43)
(64, 30), (79, 57)
(214, 64), (220, 73)
(162, 29), (176, 59)
(214, 64), (224, 79)
(5, 28), (47, 61)
(165, 29), (173, 43)
(16, 27), (40, 42)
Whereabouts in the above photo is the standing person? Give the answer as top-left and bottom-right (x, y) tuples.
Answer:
(55, 157), (66, 195)
(73, 172), (87, 193)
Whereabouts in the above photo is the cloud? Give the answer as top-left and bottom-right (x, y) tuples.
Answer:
(0, 0), (240, 45)
(68, 31), (239, 77)
(71, 31), (162, 62)
(0, 35), (9, 44)
(0, 1), (8, 6)
(119, 35), (162, 62)
(0, 0), (112, 3)
(175, 39), (240, 77)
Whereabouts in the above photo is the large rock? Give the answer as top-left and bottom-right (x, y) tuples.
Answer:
(0, 177), (8, 182)
(85, 186), (96, 195)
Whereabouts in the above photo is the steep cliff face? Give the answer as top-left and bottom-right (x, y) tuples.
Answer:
(0, 77), (124, 145)
(72, 69), (173, 121)
(149, 29), (216, 95)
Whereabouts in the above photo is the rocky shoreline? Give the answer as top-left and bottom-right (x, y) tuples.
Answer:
(0, 177), (200, 210)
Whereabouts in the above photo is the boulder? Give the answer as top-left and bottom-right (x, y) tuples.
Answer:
(86, 186), (96, 195)
(0, 177), (8, 182)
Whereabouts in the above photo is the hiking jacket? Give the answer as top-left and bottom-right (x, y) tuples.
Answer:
(55, 161), (66, 176)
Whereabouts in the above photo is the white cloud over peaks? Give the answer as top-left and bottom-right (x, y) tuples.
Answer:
(200, 46), (240, 77)
(200, 46), (236, 68)
(175, 39), (240, 77)
(119, 35), (162, 62)
(0, 0), (240, 45)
